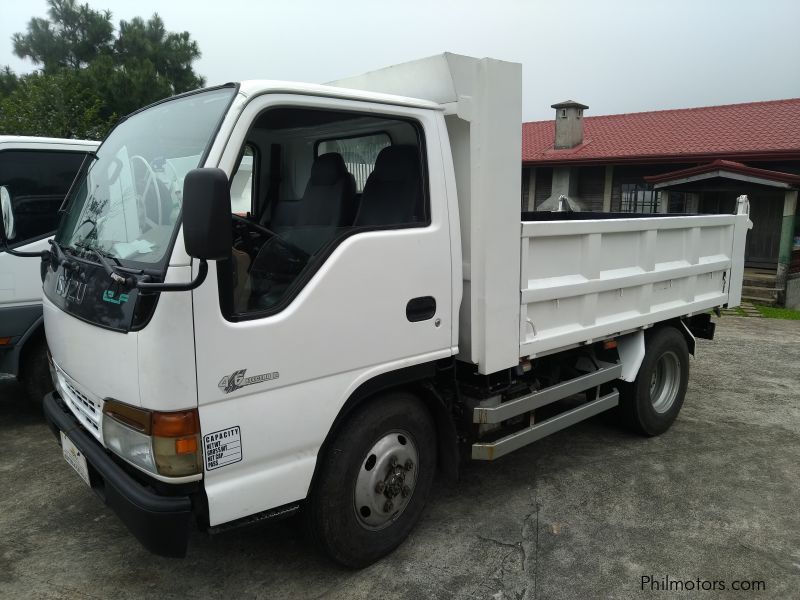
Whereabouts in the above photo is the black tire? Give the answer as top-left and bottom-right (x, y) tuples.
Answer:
(19, 336), (53, 406)
(617, 326), (689, 436)
(306, 391), (436, 568)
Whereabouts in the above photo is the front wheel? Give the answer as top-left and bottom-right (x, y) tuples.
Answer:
(617, 326), (689, 436)
(306, 391), (436, 568)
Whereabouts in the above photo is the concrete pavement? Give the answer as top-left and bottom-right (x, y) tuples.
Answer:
(1, 316), (799, 599)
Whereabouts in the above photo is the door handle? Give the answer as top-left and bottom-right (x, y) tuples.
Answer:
(406, 296), (436, 322)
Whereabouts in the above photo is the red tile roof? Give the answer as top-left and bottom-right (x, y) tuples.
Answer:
(644, 160), (800, 186)
(522, 98), (800, 165)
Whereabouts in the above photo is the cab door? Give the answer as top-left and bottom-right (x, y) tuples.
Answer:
(191, 93), (455, 526)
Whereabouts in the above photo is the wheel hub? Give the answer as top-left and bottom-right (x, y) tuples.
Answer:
(354, 431), (418, 530)
(650, 350), (681, 413)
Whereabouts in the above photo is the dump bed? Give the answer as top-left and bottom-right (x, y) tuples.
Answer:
(519, 202), (751, 358)
(331, 53), (750, 375)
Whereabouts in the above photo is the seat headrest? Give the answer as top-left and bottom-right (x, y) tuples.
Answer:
(310, 153), (348, 185)
(370, 145), (420, 182)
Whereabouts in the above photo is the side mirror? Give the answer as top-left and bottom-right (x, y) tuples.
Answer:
(182, 168), (232, 260)
(0, 184), (49, 260)
(0, 186), (16, 244)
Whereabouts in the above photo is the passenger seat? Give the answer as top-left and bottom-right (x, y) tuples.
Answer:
(354, 145), (422, 227)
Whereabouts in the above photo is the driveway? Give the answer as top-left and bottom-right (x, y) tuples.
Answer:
(1, 316), (799, 599)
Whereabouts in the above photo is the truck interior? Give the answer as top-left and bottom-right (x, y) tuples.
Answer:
(223, 107), (428, 317)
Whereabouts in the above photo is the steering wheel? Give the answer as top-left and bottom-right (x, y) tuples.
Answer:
(130, 155), (163, 228)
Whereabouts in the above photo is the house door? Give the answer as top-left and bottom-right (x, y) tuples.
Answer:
(745, 193), (783, 269)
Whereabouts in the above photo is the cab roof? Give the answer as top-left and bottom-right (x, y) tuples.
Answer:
(0, 135), (99, 149)
(236, 80), (442, 111)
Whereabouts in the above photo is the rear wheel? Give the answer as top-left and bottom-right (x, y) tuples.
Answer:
(306, 391), (436, 568)
(617, 326), (689, 436)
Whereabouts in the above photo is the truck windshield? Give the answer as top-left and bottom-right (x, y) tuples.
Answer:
(56, 86), (235, 266)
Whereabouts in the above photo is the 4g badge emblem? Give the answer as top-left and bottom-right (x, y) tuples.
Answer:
(218, 369), (279, 394)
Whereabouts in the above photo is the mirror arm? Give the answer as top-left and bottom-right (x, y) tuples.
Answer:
(2, 245), (49, 259)
(134, 259), (208, 292)
(0, 221), (47, 259)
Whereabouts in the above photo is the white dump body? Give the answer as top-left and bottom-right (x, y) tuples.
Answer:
(332, 53), (750, 374)
(520, 199), (751, 358)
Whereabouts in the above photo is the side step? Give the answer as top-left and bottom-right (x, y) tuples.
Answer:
(473, 361), (622, 424)
(471, 362), (622, 461)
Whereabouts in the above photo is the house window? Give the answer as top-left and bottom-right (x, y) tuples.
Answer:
(560, 109), (567, 118)
(667, 191), (688, 213)
(620, 183), (660, 213)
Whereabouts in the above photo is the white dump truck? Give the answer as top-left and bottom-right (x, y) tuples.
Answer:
(0, 54), (750, 566)
(0, 136), (98, 400)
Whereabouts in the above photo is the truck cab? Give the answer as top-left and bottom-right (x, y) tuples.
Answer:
(26, 54), (749, 567)
(0, 136), (98, 400)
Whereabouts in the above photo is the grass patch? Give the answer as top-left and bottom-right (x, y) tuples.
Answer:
(717, 306), (746, 316)
(754, 304), (800, 320)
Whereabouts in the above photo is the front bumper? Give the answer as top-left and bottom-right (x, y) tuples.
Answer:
(43, 391), (194, 557)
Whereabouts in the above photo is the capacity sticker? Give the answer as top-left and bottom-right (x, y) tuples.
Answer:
(204, 426), (242, 471)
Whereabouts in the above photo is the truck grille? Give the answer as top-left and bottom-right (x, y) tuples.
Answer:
(54, 364), (104, 442)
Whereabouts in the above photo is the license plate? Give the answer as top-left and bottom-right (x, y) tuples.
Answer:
(61, 431), (91, 487)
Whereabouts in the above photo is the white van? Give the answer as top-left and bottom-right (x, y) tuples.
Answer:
(0, 136), (98, 400)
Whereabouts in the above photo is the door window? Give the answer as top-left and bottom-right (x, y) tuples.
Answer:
(0, 150), (88, 246)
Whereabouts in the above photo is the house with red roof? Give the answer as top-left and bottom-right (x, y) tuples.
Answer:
(522, 99), (800, 308)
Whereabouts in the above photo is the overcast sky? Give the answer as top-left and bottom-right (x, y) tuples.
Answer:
(1, 0), (799, 121)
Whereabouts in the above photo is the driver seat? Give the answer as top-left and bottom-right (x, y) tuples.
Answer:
(273, 152), (355, 230)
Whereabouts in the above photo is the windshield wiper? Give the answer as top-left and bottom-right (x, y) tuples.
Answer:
(73, 241), (132, 285)
(49, 240), (78, 271)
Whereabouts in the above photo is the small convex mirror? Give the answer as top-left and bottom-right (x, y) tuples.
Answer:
(0, 186), (16, 241)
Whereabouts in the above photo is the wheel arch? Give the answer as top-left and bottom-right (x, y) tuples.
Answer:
(308, 360), (459, 500)
(2, 314), (44, 378)
(656, 318), (695, 356)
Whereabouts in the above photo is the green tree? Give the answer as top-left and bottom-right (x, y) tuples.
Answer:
(12, 0), (114, 72)
(0, 70), (109, 138)
(1, 0), (206, 138)
(0, 66), (19, 98)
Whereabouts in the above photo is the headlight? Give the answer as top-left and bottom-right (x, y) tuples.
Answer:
(102, 399), (202, 477)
